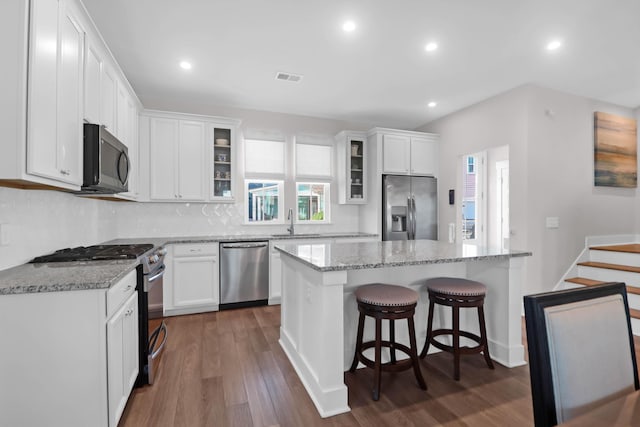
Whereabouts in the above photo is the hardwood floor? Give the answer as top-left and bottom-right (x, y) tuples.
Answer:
(120, 306), (640, 427)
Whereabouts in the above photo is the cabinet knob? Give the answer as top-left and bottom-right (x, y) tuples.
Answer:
(60, 169), (70, 176)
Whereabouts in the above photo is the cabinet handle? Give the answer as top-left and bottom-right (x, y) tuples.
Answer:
(189, 249), (201, 252)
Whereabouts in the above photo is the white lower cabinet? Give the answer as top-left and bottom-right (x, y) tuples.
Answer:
(164, 243), (219, 316)
(0, 268), (138, 427)
(107, 291), (139, 427)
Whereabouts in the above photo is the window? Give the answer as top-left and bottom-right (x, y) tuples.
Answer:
(467, 156), (475, 174)
(296, 182), (330, 222)
(245, 180), (284, 223)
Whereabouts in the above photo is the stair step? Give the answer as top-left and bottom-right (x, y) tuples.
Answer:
(631, 309), (640, 319)
(590, 244), (640, 254)
(565, 277), (640, 296)
(577, 261), (640, 274)
(565, 277), (606, 286)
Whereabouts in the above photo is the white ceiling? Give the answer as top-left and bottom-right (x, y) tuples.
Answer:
(81, 0), (640, 129)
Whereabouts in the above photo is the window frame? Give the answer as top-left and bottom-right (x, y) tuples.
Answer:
(295, 181), (331, 224)
(244, 179), (285, 225)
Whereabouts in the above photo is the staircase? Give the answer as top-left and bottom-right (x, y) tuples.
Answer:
(560, 238), (640, 335)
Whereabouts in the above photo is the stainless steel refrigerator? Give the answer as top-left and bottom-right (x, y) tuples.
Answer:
(382, 174), (437, 241)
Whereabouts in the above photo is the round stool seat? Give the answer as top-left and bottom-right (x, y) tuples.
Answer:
(355, 284), (419, 307)
(425, 277), (486, 297)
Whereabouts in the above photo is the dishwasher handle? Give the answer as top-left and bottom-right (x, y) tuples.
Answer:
(221, 242), (269, 249)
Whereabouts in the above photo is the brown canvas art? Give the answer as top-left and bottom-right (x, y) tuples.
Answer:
(594, 111), (638, 188)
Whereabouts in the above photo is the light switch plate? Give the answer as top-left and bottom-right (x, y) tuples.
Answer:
(545, 217), (560, 229)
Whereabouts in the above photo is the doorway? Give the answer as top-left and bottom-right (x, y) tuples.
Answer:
(460, 152), (486, 245)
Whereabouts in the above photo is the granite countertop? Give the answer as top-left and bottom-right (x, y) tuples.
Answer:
(0, 260), (138, 295)
(275, 239), (532, 272)
(0, 232), (377, 295)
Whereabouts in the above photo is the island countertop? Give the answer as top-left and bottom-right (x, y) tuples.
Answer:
(275, 239), (532, 272)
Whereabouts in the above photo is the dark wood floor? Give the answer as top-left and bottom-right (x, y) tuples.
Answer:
(120, 306), (640, 427)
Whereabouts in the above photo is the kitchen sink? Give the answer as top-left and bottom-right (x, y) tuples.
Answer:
(271, 233), (321, 238)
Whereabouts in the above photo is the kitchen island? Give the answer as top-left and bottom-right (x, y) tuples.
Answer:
(275, 239), (532, 417)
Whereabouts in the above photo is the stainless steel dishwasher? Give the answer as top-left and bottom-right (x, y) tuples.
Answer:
(219, 241), (269, 309)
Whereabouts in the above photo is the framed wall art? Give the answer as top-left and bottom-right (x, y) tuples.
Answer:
(594, 111), (638, 188)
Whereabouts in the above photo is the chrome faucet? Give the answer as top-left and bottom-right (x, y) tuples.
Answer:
(287, 208), (294, 235)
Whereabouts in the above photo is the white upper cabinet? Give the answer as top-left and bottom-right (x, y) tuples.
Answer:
(84, 42), (102, 124)
(409, 136), (439, 176)
(145, 111), (240, 203)
(382, 134), (411, 174)
(178, 120), (206, 201)
(149, 116), (207, 201)
(116, 81), (129, 142)
(336, 130), (367, 204)
(0, 0), (141, 193)
(149, 117), (179, 200)
(100, 63), (117, 134)
(26, 0), (84, 186)
(377, 129), (439, 176)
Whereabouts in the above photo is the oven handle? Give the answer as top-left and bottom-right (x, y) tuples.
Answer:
(149, 321), (168, 359)
(146, 264), (166, 283)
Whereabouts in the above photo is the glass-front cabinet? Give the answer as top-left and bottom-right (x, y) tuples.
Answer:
(335, 130), (367, 204)
(210, 118), (241, 202)
(212, 126), (233, 199)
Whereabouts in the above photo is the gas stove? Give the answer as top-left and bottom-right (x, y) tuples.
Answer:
(30, 244), (155, 263)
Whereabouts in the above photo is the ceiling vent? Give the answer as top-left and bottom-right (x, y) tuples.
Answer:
(275, 71), (303, 82)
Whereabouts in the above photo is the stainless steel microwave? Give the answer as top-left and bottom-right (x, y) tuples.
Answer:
(82, 124), (129, 194)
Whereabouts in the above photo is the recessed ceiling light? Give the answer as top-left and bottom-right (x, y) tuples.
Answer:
(179, 61), (192, 70)
(546, 40), (562, 51)
(343, 20), (356, 32)
(425, 42), (438, 52)
(428, 101), (437, 108)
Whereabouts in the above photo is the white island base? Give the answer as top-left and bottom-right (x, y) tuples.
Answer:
(276, 240), (530, 418)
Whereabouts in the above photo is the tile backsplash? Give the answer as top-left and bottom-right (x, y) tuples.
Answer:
(0, 187), (118, 270)
(0, 187), (360, 270)
(114, 199), (360, 238)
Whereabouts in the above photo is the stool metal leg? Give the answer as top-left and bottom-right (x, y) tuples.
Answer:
(453, 305), (460, 381)
(408, 316), (427, 390)
(373, 317), (382, 401)
(350, 311), (365, 372)
(389, 319), (396, 364)
(478, 305), (495, 370)
(420, 299), (435, 358)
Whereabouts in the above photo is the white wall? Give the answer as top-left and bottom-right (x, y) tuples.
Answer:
(523, 86), (638, 294)
(0, 187), (118, 270)
(418, 84), (639, 295)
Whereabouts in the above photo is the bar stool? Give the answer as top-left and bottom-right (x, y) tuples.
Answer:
(419, 277), (494, 380)
(349, 283), (426, 401)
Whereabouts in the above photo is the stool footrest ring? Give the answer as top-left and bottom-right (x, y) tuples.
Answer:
(355, 341), (416, 372)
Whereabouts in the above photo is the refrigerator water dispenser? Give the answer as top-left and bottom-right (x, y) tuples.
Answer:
(391, 206), (407, 232)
